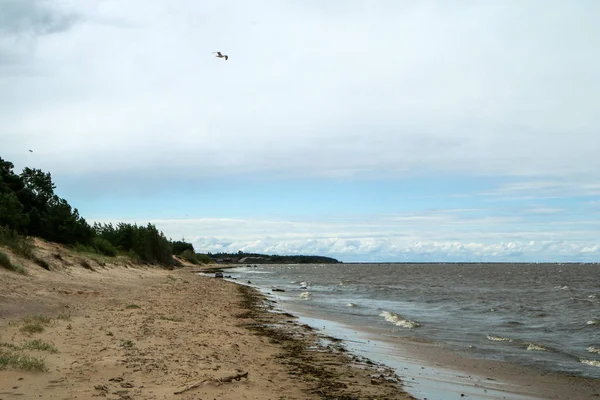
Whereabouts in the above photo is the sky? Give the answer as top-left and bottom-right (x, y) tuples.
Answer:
(1, 0), (599, 262)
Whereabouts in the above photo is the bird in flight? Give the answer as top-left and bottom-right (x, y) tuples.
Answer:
(213, 51), (228, 60)
(28, 149), (33, 153)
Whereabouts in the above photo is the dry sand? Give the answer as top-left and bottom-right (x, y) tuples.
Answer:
(0, 240), (412, 399)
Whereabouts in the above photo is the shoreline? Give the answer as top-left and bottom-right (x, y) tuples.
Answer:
(234, 283), (411, 399)
(0, 244), (413, 399)
(289, 309), (600, 400)
(220, 268), (600, 400)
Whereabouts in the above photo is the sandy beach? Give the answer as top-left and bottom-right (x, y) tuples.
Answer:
(0, 240), (411, 400)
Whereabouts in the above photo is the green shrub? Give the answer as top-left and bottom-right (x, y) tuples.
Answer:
(94, 222), (174, 265)
(90, 236), (117, 256)
(0, 251), (26, 274)
(21, 323), (44, 334)
(74, 243), (95, 254)
(180, 249), (198, 264)
(126, 249), (140, 262)
(172, 240), (194, 255)
(12, 263), (26, 275)
(0, 350), (47, 372)
(195, 253), (213, 264)
(21, 315), (52, 334)
(0, 251), (11, 269)
(21, 339), (57, 353)
(0, 227), (34, 259)
(0, 342), (20, 351)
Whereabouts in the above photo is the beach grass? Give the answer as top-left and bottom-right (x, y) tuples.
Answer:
(21, 315), (53, 334)
(0, 350), (47, 372)
(21, 339), (58, 353)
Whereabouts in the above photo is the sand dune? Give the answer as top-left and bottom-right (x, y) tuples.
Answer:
(0, 240), (411, 399)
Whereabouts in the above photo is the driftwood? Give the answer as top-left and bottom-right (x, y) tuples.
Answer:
(174, 371), (249, 395)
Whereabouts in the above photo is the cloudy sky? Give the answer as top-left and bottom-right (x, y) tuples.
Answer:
(2, 0), (599, 262)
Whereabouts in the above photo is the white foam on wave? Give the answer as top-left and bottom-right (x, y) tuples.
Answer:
(486, 335), (514, 343)
(527, 343), (549, 351)
(379, 311), (420, 329)
(581, 359), (600, 367)
(299, 292), (312, 300)
(587, 346), (600, 354)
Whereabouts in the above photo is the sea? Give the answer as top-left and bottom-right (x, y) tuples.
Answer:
(217, 263), (600, 398)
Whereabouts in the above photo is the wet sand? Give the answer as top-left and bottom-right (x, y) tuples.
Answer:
(293, 313), (600, 400)
(245, 286), (600, 400)
(0, 241), (411, 399)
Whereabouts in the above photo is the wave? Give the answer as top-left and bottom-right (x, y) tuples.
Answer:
(580, 359), (600, 367)
(527, 343), (549, 351)
(299, 292), (312, 300)
(587, 346), (600, 354)
(486, 335), (513, 342)
(379, 311), (420, 329)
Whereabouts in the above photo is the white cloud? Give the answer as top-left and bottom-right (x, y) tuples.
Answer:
(482, 180), (600, 199)
(4, 1), (599, 262)
(92, 211), (600, 262)
(1, 0), (599, 181)
(0, 0), (80, 69)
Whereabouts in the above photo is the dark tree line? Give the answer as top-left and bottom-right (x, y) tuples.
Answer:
(172, 240), (194, 255)
(0, 157), (183, 266)
(92, 222), (173, 265)
(1, 156), (337, 267)
(209, 251), (340, 264)
(0, 158), (92, 245)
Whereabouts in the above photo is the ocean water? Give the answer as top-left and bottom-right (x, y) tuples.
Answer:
(223, 263), (600, 379)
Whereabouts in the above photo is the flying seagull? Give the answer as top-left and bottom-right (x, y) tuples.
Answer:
(213, 51), (228, 60)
